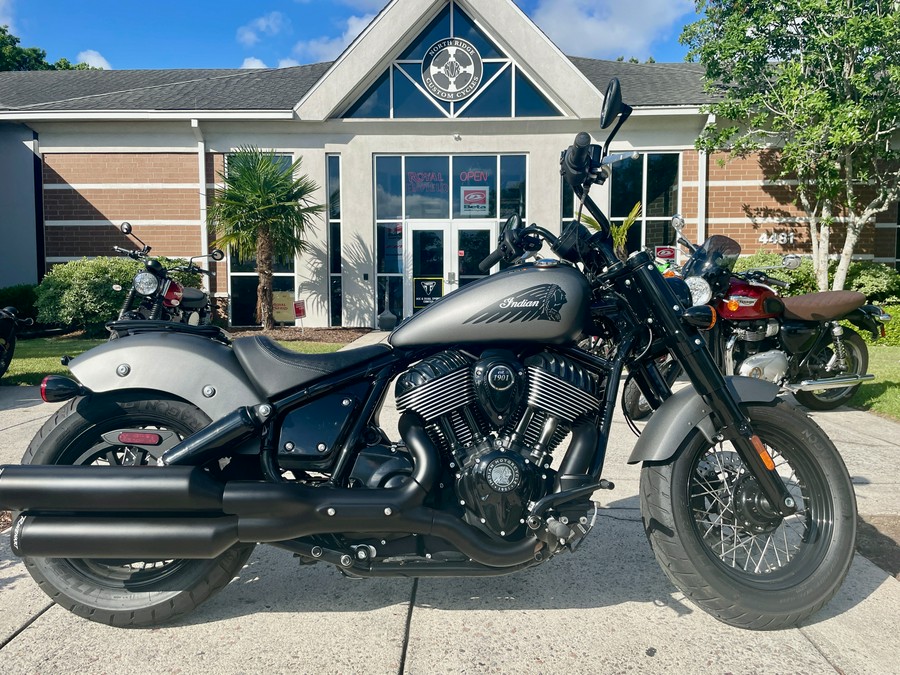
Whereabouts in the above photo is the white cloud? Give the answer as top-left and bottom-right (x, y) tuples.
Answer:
(529, 0), (694, 60)
(241, 57), (268, 69)
(293, 13), (374, 62)
(277, 58), (300, 68)
(77, 49), (111, 70)
(237, 11), (290, 48)
(0, 0), (15, 32)
(338, 0), (387, 10)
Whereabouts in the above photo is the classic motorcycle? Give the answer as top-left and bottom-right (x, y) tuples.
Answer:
(112, 222), (225, 328)
(0, 306), (33, 379)
(0, 79), (857, 631)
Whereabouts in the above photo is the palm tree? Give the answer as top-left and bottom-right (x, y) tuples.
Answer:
(208, 147), (324, 330)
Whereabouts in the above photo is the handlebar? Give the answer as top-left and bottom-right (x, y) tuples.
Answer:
(478, 247), (506, 273)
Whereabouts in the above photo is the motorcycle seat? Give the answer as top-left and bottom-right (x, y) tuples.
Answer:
(781, 291), (865, 322)
(232, 335), (392, 399)
(180, 287), (208, 309)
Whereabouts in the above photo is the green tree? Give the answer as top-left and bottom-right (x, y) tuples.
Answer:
(682, 0), (900, 291)
(208, 148), (324, 330)
(0, 25), (94, 70)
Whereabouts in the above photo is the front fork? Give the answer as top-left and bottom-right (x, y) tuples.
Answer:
(624, 253), (798, 516)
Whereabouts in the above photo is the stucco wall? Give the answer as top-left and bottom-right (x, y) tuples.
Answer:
(0, 123), (39, 287)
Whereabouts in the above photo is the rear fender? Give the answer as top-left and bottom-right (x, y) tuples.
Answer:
(626, 376), (780, 465)
(846, 305), (888, 340)
(68, 332), (264, 419)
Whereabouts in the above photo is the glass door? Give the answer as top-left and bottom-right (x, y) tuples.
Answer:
(455, 222), (497, 288)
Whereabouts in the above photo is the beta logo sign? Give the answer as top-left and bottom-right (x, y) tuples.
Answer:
(460, 187), (488, 215)
(655, 246), (676, 261)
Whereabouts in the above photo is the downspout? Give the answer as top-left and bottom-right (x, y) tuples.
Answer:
(697, 113), (714, 243)
(29, 127), (46, 282)
(191, 119), (210, 294)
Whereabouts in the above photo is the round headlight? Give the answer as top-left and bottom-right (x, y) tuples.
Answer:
(133, 272), (159, 296)
(685, 276), (712, 306)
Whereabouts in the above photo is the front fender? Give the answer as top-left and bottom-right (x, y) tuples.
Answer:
(626, 376), (780, 465)
(68, 332), (264, 419)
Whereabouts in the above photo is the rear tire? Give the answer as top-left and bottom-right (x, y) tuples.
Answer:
(640, 401), (856, 629)
(0, 333), (16, 378)
(20, 393), (255, 627)
(794, 328), (867, 410)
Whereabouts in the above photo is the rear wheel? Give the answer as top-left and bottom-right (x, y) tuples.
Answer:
(640, 401), (856, 629)
(0, 333), (16, 378)
(20, 393), (255, 627)
(794, 327), (867, 410)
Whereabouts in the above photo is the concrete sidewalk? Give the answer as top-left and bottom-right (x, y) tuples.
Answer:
(1, 339), (899, 673)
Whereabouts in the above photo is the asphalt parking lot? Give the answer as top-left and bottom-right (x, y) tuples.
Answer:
(1, 337), (899, 673)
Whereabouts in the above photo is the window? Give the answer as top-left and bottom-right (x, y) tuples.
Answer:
(560, 152), (680, 255)
(375, 154), (527, 317)
(327, 155), (343, 326)
(343, 1), (561, 120)
(227, 154), (296, 326)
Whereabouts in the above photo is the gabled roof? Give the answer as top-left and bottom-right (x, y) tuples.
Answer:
(569, 58), (711, 108)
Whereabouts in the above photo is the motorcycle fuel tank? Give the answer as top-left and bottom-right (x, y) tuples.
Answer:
(389, 263), (590, 348)
(717, 279), (784, 321)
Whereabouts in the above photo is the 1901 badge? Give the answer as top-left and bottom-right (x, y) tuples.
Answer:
(421, 38), (483, 102)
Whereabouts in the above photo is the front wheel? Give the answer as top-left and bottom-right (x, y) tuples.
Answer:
(640, 401), (856, 630)
(20, 393), (255, 627)
(794, 327), (868, 410)
(0, 333), (15, 378)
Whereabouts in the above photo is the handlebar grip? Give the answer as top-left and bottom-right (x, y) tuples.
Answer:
(767, 277), (789, 288)
(564, 132), (592, 173)
(479, 247), (505, 273)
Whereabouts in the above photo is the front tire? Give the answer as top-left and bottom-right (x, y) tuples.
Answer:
(20, 393), (255, 627)
(640, 401), (856, 630)
(794, 327), (868, 410)
(0, 333), (16, 378)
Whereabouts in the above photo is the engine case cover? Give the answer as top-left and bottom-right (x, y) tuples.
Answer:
(472, 351), (525, 426)
(457, 447), (541, 536)
(737, 350), (789, 384)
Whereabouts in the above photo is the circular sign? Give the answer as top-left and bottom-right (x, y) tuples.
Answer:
(421, 38), (483, 102)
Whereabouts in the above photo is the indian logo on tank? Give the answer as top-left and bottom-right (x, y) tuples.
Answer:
(464, 284), (567, 324)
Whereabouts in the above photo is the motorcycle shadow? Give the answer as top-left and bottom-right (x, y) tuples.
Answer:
(180, 495), (701, 626)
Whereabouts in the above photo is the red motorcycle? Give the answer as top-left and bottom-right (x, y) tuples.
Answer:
(628, 216), (891, 415)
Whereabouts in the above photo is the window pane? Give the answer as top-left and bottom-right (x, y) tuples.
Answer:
(500, 155), (526, 219)
(458, 65), (512, 118)
(377, 276), (404, 318)
(327, 155), (341, 219)
(393, 66), (447, 118)
(230, 252), (294, 274)
(377, 222), (403, 274)
(344, 70), (390, 118)
(231, 275), (293, 327)
(610, 155), (644, 218)
(453, 155), (496, 218)
(376, 156), (402, 220)
(329, 222), (341, 275)
(413, 230), (444, 277)
(405, 156), (450, 218)
(458, 229), (491, 276)
(514, 70), (560, 117)
(452, 3), (503, 58)
(645, 220), (674, 249)
(330, 276), (342, 327)
(646, 154), (679, 217)
(560, 176), (574, 220)
(398, 4), (451, 60)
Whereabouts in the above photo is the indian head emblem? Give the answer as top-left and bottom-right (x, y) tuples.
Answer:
(422, 39), (483, 102)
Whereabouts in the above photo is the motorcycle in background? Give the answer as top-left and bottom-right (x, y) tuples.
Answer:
(0, 307), (33, 379)
(626, 215), (891, 417)
(112, 222), (225, 328)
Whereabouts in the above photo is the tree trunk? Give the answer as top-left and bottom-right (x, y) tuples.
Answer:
(812, 201), (832, 292)
(832, 218), (862, 291)
(256, 226), (275, 330)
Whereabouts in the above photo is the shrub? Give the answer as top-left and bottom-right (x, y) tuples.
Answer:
(843, 262), (900, 304)
(852, 304), (900, 346)
(733, 252), (818, 295)
(36, 257), (203, 336)
(0, 284), (38, 321)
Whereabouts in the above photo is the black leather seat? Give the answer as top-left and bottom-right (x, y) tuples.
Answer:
(232, 335), (393, 399)
(180, 287), (208, 309)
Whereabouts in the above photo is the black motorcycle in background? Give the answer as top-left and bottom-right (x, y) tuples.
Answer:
(0, 306), (33, 379)
(112, 222), (225, 328)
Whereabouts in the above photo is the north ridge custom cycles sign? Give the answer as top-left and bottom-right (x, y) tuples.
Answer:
(421, 38), (483, 102)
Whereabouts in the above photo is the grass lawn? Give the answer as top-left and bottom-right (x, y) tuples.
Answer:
(849, 345), (900, 420)
(1, 334), (345, 387)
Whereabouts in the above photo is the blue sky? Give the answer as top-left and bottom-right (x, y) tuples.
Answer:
(1, 0), (696, 70)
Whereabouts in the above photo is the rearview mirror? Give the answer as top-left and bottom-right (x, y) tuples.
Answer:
(210, 249), (225, 262)
(671, 214), (685, 234)
(599, 78), (623, 129)
(120, 222), (132, 234)
(782, 254), (801, 270)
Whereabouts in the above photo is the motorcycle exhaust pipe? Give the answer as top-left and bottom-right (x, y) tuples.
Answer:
(784, 374), (874, 392)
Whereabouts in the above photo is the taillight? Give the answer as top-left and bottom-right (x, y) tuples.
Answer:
(40, 375), (83, 403)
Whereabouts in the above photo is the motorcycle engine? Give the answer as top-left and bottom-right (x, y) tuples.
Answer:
(396, 349), (602, 537)
(731, 319), (787, 383)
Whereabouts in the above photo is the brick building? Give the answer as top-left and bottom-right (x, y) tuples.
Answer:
(0, 0), (897, 327)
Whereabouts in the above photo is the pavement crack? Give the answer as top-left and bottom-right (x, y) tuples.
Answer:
(0, 602), (53, 651)
(398, 578), (418, 675)
(798, 626), (846, 674)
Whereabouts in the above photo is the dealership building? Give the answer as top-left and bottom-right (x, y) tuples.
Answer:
(1, 0), (897, 327)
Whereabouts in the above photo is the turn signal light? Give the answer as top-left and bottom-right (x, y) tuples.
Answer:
(40, 375), (83, 403)
(682, 305), (717, 330)
(726, 299), (740, 312)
